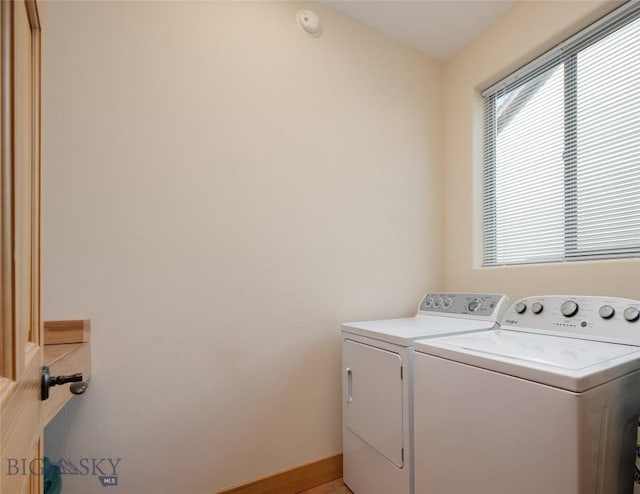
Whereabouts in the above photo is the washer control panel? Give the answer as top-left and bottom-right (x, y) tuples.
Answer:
(502, 295), (640, 345)
(419, 293), (510, 321)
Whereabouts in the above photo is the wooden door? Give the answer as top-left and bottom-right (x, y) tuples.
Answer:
(0, 1), (42, 493)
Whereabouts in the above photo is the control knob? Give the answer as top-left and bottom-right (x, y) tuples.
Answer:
(468, 298), (482, 312)
(624, 307), (640, 322)
(515, 302), (527, 314)
(443, 297), (453, 309)
(561, 300), (579, 317)
(434, 297), (443, 308)
(532, 302), (544, 314)
(599, 305), (615, 319)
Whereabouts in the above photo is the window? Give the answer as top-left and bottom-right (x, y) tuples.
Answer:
(482, 3), (640, 266)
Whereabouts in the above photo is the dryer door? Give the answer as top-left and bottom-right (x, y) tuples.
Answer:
(343, 339), (404, 467)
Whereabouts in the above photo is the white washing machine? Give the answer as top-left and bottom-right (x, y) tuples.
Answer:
(413, 295), (640, 494)
(342, 292), (510, 494)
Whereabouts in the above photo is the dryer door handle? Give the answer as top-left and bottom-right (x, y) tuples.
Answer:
(346, 367), (353, 403)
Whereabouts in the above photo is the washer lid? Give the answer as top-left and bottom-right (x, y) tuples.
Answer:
(414, 329), (640, 392)
(342, 315), (497, 347)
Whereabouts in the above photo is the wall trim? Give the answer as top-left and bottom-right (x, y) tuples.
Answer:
(217, 454), (342, 494)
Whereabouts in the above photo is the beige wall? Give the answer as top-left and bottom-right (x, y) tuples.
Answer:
(443, 0), (640, 301)
(42, 1), (443, 493)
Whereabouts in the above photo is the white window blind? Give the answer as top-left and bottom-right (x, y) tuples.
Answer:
(482, 2), (640, 266)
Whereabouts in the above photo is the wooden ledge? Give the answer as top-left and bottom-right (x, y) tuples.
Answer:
(43, 320), (91, 426)
(44, 319), (90, 345)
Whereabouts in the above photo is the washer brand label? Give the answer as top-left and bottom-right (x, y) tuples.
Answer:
(505, 319), (519, 324)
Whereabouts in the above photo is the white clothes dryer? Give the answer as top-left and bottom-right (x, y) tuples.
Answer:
(413, 295), (640, 494)
(342, 292), (510, 494)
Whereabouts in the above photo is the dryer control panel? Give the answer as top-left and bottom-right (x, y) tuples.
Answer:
(418, 293), (510, 321)
(502, 295), (640, 346)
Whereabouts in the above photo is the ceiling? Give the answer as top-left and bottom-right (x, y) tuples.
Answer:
(323, 1), (518, 61)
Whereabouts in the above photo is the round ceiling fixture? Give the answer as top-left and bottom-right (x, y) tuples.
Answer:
(296, 10), (321, 37)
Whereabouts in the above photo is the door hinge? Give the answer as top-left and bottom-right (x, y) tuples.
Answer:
(400, 366), (403, 380)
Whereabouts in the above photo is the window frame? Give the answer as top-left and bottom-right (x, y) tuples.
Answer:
(482, 2), (640, 267)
